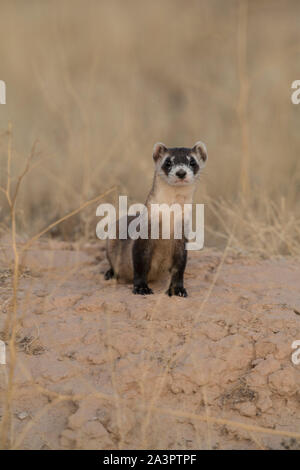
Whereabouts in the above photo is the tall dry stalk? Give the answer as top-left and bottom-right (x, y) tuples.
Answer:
(0, 124), (26, 448)
(237, 0), (250, 198)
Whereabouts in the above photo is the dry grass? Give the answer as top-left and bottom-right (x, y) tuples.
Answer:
(0, 0), (300, 450)
(0, 0), (300, 252)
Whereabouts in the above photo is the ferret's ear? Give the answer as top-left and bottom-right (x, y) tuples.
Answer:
(192, 141), (208, 168)
(153, 142), (168, 162)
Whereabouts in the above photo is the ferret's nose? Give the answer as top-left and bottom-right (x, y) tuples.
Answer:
(176, 169), (187, 179)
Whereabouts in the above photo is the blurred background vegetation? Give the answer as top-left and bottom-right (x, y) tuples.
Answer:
(0, 0), (300, 255)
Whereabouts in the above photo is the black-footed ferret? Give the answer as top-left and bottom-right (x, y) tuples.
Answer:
(105, 141), (208, 296)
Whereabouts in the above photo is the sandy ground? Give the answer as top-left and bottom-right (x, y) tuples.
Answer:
(0, 238), (300, 450)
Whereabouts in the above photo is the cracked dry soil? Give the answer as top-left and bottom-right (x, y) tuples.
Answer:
(0, 239), (300, 449)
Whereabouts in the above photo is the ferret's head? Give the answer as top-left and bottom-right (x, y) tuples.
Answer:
(153, 142), (208, 187)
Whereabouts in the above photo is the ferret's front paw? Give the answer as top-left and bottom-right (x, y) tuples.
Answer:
(133, 284), (153, 295)
(167, 286), (188, 297)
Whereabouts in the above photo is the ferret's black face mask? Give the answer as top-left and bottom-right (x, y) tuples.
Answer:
(153, 142), (207, 187)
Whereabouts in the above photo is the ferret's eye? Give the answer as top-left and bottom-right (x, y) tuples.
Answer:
(164, 158), (172, 168)
(190, 157), (197, 167)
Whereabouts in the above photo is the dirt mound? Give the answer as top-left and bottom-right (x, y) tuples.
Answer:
(0, 240), (300, 449)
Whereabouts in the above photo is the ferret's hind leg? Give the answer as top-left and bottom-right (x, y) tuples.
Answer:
(104, 267), (114, 280)
(105, 238), (115, 280)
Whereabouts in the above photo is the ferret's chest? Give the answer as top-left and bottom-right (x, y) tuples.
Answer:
(147, 184), (193, 238)
(151, 185), (193, 207)
(146, 181), (193, 280)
